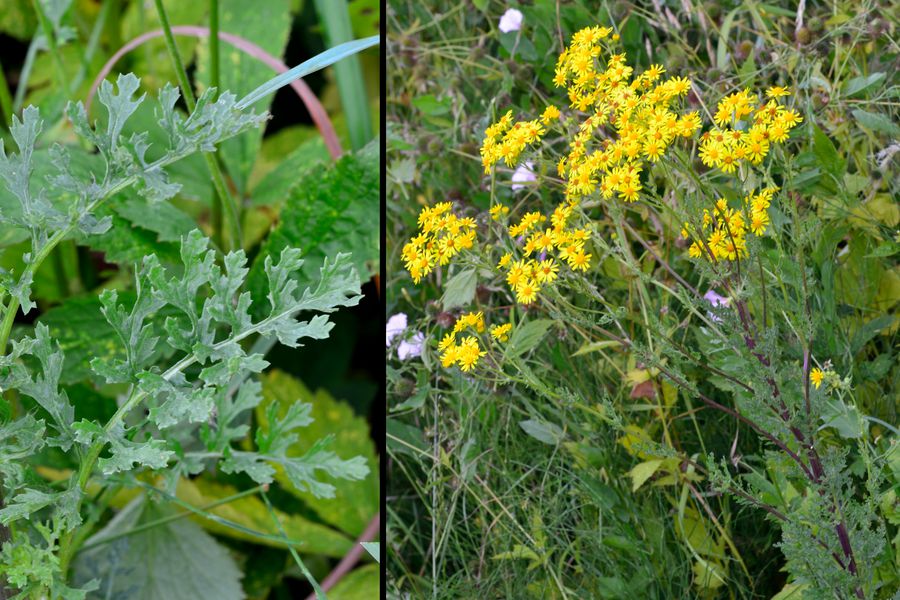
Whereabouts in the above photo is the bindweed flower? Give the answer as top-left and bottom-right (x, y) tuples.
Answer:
(703, 289), (730, 322)
(387, 313), (425, 360)
(498, 8), (524, 33)
(511, 161), (536, 191)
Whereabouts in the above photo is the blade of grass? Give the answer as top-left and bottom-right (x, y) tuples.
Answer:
(152, 0), (241, 252)
(209, 0), (220, 100)
(236, 35), (379, 111)
(313, 0), (372, 150)
(261, 489), (327, 599)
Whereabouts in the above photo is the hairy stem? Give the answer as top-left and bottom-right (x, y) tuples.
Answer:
(152, 0), (241, 252)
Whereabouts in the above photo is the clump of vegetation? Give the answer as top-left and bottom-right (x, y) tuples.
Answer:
(387, 1), (897, 598)
(1, 1), (381, 598)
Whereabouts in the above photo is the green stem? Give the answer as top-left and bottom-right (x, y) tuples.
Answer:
(31, 0), (70, 98)
(152, 0), (241, 251)
(210, 0), (220, 101)
(0, 143), (226, 356)
(261, 490), (326, 598)
(0, 58), (12, 127)
(313, 0), (373, 150)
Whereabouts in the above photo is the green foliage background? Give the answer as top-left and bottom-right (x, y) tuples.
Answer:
(386, 1), (898, 598)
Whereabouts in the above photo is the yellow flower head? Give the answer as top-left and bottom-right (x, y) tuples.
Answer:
(490, 323), (513, 342)
(810, 368), (824, 389)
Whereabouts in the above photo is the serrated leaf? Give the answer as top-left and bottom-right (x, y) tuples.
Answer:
(73, 496), (245, 600)
(628, 459), (664, 491)
(258, 370), (378, 537)
(441, 268), (477, 310)
(247, 142), (378, 317)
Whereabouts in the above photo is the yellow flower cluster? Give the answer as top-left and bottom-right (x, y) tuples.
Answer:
(490, 204), (510, 221)
(489, 322), (512, 342)
(439, 312), (487, 371)
(498, 201), (591, 304)
(552, 27), (700, 202)
(699, 87), (802, 174)
(480, 27), (700, 204)
(480, 110), (547, 174)
(402, 202), (477, 284)
(682, 187), (778, 261)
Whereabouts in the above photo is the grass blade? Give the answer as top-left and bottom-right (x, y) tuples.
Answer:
(313, 0), (373, 150)
(236, 35), (379, 111)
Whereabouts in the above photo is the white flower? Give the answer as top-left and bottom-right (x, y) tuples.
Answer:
(511, 161), (536, 191)
(387, 313), (424, 360)
(386, 313), (408, 346)
(704, 290), (730, 323)
(498, 8), (523, 33)
(397, 332), (425, 360)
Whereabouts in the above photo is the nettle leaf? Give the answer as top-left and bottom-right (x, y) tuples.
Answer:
(248, 141), (379, 317)
(73, 496), (245, 600)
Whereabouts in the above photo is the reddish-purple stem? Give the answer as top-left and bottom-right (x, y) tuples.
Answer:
(304, 513), (380, 600)
(86, 26), (342, 160)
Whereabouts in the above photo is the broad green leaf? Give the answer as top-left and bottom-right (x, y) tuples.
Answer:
(113, 196), (197, 243)
(247, 141), (378, 318)
(507, 319), (554, 358)
(327, 564), (380, 600)
(628, 459), (664, 492)
(841, 72), (886, 98)
(852, 109), (900, 137)
(73, 496), (245, 600)
(441, 268), (477, 310)
(771, 583), (810, 599)
(196, 0), (292, 197)
(176, 478), (353, 557)
(249, 134), (330, 207)
(811, 124), (845, 181)
(257, 370), (378, 537)
(518, 419), (564, 445)
(0, 0), (37, 40)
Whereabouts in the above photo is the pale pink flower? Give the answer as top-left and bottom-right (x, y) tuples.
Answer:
(511, 161), (536, 191)
(499, 8), (524, 33)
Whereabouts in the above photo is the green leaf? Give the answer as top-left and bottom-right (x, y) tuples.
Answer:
(441, 268), (477, 310)
(811, 124), (845, 181)
(257, 370), (378, 537)
(113, 196), (197, 243)
(507, 319), (554, 358)
(628, 459), (664, 492)
(236, 35), (381, 110)
(176, 478), (353, 557)
(361, 542), (380, 563)
(247, 141), (378, 318)
(841, 72), (886, 98)
(852, 109), (900, 137)
(518, 419), (564, 445)
(72, 496), (245, 600)
(327, 564), (380, 600)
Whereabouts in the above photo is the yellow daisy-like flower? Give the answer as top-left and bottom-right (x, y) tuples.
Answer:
(541, 105), (561, 124)
(489, 323), (512, 342)
(765, 86), (791, 98)
(810, 368), (824, 389)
